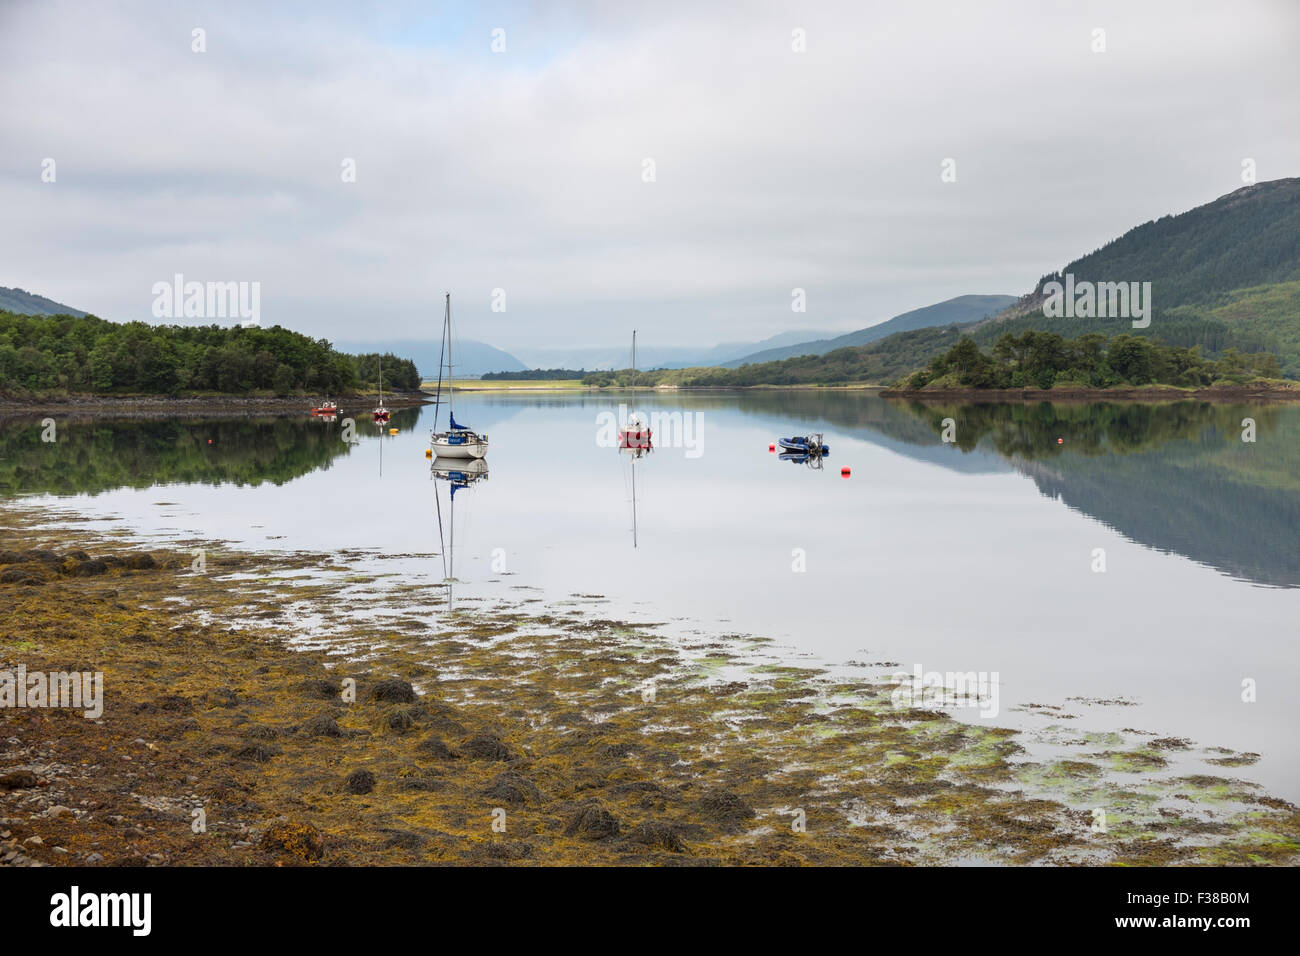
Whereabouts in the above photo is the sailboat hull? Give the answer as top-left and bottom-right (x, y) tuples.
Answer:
(431, 435), (488, 459)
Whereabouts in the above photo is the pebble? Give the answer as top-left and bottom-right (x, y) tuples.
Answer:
(85, 852), (103, 864)
(53, 846), (68, 855)
(45, 805), (73, 819)
(23, 836), (42, 846)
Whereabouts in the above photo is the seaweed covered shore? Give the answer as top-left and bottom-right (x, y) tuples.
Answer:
(1, 505), (1297, 867)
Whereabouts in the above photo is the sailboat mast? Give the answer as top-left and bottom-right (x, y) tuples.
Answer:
(632, 329), (637, 378)
(446, 293), (454, 418)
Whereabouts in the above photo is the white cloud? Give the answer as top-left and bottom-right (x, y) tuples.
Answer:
(1, 0), (1297, 351)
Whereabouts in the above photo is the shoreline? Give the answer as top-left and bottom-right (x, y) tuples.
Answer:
(0, 392), (433, 420)
(881, 383), (1300, 402)
(1, 503), (1296, 866)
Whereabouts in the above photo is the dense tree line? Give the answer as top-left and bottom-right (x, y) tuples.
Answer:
(0, 311), (419, 395)
(900, 330), (1282, 390)
(351, 352), (420, 391)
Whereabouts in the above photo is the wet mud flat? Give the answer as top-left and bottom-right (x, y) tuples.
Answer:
(1, 505), (1297, 866)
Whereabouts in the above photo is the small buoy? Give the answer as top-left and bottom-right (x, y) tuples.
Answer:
(841, 466), (851, 478)
(207, 439), (213, 445)
(389, 427), (398, 435)
(425, 449), (432, 458)
(769, 443), (775, 452)
(1057, 438), (1063, 444)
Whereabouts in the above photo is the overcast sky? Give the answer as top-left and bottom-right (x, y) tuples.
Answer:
(2, 0), (1297, 352)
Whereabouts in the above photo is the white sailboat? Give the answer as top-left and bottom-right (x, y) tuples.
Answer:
(432, 455), (489, 614)
(429, 293), (489, 459)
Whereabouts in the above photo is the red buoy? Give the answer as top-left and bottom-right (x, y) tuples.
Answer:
(769, 443), (775, 452)
(841, 466), (850, 478)
(1057, 438), (1063, 444)
(208, 439), (213, 445)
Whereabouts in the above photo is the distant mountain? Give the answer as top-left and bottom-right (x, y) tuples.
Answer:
(0, 286), (87, 317)
(332, 338), (527, 379)
(511, 329), (839, 372)
(722, 295), (1017, 367)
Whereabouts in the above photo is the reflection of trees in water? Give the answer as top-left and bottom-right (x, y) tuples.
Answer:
(0, 407), (421, 497)
(897, 400), (1288, 458)
(885, 399), (1300, 588)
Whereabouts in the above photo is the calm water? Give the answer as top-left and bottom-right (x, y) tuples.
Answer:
(6, 391), (1299, 798)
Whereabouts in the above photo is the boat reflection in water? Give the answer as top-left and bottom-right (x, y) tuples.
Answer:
(431, 455), (489, 612)
(776, 432), (830, 470)
(619, 415), (651, 548)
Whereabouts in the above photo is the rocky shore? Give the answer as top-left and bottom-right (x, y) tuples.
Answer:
(1, 505), (1297, 866)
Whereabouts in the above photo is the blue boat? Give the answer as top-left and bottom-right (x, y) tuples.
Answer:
(777, 434), (830, 456)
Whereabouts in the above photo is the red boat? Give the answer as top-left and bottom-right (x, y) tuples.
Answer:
(619, 423), (652, 451)
(311, 401), (340, 416)
(372, 361), (391, 424)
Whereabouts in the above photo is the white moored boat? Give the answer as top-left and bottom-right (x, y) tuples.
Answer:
(429, 292), (488, 459)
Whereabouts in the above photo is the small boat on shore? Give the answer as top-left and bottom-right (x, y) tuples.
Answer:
(311, 401), (339, 417)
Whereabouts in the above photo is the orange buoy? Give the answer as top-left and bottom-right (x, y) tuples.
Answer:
(425, 449), (432, 458)
(207, 439), (213, 445)
(841, 466), (850, 478)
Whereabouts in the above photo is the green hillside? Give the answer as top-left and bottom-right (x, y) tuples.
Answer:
(1020, 178), (1300, 313)
(968, 178), (1300, 374)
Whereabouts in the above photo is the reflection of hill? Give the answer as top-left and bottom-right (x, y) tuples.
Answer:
(0, 408), (420, 497)
(880, 399), (1300, 588)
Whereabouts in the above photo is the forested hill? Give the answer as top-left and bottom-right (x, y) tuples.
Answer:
(972, 177), (1300, 376)
(0, 311), (419, 396)
(1022, 178), (1300, 311)
(0, 287), (87, 318)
